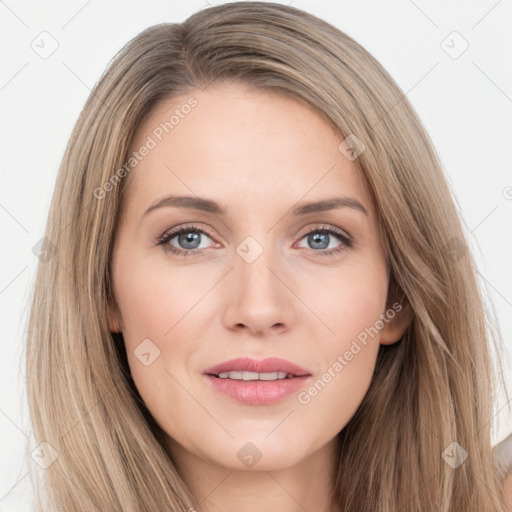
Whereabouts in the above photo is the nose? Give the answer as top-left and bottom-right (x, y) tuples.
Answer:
(222, 245), (296, 337)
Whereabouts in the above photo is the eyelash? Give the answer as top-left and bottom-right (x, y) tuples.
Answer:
(156, 223), (353, 258)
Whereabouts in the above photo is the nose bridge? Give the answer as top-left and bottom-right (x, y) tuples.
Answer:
(235, 232), (282, 299)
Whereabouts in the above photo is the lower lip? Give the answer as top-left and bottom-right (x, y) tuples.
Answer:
(205, 374), (311, 405)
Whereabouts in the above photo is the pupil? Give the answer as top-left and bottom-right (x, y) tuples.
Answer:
(179, 231), (200, 249)
(310, 232), (328, 249)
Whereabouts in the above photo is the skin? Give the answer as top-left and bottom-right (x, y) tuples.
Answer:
(505, 470), (512, 511)
(108, 81), (410, 512)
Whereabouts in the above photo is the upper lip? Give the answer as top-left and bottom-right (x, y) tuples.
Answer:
(204, 357), (311, 377)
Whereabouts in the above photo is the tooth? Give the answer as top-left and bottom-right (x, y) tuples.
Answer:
(242, 371), (259, 380)
(215, 371), (291, 380)
(259, 372), (278, 380)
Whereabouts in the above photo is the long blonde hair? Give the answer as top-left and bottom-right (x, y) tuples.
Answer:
(25, 2), (510, 510)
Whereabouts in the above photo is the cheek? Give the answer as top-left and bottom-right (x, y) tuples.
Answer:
(295, 260), (387, 409)
(112, 255), (209, 411)
(114, 252), (205, 345)
(294, 305), (383, 436)
(306, 259), (388, 349)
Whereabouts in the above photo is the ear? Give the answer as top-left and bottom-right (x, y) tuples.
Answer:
(107, 295), (123, 333)
(379, 281), (412, 346)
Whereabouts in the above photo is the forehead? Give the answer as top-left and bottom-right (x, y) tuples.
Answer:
(120, 82), (374, 221)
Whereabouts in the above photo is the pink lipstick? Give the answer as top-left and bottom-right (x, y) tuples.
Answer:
(203, 357), (312, 405)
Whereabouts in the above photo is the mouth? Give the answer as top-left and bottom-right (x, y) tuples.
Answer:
(203, 357), (312, 405)
(209, 370), (302, 380)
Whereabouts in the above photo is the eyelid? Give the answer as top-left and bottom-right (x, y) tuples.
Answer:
(156, 222), (215, 240)
(296, 223), (352, 241)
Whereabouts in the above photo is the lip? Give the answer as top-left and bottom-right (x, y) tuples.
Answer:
(205, 375), (311, 405)
(203, 357), (311, 377)
(203, 357), (312, 405)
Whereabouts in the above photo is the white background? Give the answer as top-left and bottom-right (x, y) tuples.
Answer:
(1, 0), (511, 508)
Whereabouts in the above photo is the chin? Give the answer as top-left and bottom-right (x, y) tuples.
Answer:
(204, 435), (312, 472)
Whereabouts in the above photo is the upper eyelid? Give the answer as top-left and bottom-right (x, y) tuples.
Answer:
(159, 223), (215, 241)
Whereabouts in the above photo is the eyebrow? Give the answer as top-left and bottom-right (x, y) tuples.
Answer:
(143, 195), (369, 217)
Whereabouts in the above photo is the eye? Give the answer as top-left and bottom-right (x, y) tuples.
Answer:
(295, 225), (353, 258)
(156, 223), (216, 257)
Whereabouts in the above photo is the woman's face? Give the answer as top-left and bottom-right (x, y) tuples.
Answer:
(108, 82), (407, 473)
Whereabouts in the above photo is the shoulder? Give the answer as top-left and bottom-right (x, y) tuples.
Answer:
(504, 471), (512, 512)
(495, 433), (512, 511)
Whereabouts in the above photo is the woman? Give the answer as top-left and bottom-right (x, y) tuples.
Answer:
(25, 2), (512, 511)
